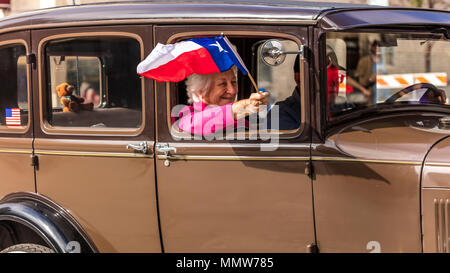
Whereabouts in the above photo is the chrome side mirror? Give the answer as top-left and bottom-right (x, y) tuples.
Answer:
(439, 116), (450, 129)
(260, 39), (304, 66)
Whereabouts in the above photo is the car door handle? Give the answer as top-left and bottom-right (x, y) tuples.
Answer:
(126, 142), (148, 154)
(156, 143), (177, 167)
(155, 143), (177, 155)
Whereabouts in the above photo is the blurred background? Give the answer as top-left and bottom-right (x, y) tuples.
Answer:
(0, 0), (448, 18)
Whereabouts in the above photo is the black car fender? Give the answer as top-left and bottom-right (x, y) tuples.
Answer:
(0, 192), (97, 253)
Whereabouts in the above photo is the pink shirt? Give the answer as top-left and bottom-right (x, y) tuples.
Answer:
(178, 101), (238, 135)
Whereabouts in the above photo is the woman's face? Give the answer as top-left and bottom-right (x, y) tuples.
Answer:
(201, 70), (238, 106)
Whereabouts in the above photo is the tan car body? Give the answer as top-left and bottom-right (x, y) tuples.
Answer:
(0, 1), (448, 253)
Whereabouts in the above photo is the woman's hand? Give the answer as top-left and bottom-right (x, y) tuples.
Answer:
(232, 92), (269, 120)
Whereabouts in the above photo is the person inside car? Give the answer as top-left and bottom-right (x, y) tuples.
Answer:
(177, 66), (269, 135)
(264, 56), (301, 130)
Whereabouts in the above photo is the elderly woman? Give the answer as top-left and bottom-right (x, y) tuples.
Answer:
(178, 66), (268, 135)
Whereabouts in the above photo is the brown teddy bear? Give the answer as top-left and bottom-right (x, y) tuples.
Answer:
(56, 83), (94, 112)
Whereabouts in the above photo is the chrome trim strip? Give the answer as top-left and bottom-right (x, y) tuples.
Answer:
(425, 162), (450, 167)
(0, 18), (317, 35)
(158, 154), (422, 164)
(0, 149), (31, 154)
(35, 151), (154, 158)
(312, 156), (422, 165)
(434, 198), (441, 252)
(160, 143), (311, 149)
(157, 155), (309, 161)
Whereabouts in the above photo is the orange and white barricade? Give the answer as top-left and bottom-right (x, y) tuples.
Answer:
(376, 72), (447, 89)
(338, 72), (447, 97)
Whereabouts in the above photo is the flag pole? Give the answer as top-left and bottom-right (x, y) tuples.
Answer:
(247, 73), (260, 93)
(221, 35), (260, 93)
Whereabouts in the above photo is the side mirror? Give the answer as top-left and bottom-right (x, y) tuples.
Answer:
(260, 39), (304, 66)
(439, 116), (450, 129)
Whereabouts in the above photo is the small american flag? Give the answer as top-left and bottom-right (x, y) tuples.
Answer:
(5, 108), (21, 126)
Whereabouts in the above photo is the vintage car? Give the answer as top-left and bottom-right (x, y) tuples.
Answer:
(0, 0), (448, 253)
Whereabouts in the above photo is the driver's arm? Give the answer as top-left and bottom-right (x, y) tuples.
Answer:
(420, 88), (448, 104)
(347, 76), (371, 98)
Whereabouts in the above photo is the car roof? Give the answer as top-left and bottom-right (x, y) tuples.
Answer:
(0, 1), (381, 32)
(0, 1), (447, 34)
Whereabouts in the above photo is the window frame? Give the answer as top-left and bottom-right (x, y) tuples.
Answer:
(164, 30), (307, 141)
(0, 39), (31, 133)
(38, 32), (146, 136)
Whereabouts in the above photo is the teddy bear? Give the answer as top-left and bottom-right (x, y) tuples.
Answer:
(56, 83), (94, 112)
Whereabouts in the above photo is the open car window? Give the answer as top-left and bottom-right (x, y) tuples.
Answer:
(326, 31), (450, 121)
(169, 36), (303, 140)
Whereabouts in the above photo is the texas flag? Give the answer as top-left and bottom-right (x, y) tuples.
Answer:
(137, 36), (249, 82)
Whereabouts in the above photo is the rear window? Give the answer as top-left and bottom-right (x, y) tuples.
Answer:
(44, 36), (142, 129)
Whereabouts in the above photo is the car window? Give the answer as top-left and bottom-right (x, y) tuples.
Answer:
(44, 36), (142, 129)
(0, 43), (28, 127)
(49, 56), (102, 109)
(326, 32), (450, 120)
(170, 36), (302, 140)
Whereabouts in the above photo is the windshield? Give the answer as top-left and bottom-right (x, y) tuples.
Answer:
(326, 31), (450, 120)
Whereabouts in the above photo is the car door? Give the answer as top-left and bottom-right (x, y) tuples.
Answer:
(0, 30), (35, 197)
(154, 25), (315, 252)
(31, 25), (161, 252)
(311, 24), (450, 252)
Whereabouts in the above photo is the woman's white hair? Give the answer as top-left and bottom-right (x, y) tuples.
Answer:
(185, 66), (238, 104)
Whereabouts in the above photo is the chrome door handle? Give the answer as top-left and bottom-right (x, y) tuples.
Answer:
(156, 143), (177, 167)
(155, 143), (177, 155)
(126, 141), (148, 154)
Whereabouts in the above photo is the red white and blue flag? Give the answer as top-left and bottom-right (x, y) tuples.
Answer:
(137, 36), (249, 82)
(5, 108), (21, 126)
